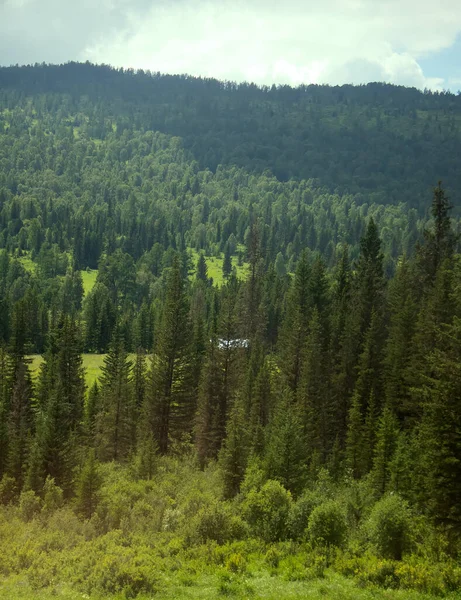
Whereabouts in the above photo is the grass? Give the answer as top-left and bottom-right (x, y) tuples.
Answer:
(28, 354), (139, 388)
(16, 253), (96, 297)
(0, 568), (458, 600)
(189, 249), (249, 286)
(18, 255), (36, 273)
(81, 269), (98, 296)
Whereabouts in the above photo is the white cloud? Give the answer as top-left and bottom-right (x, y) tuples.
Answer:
(1, 0), (461, 89)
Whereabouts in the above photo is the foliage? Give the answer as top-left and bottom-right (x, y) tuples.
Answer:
(365, 494), (413, 560)
(307, 500), (348, 548)
(242, 479), (292, 542)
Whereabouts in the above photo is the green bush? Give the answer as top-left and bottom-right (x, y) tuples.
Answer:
(42, 476), (64, 513)
(287, 490), (323, 540)
(307, 500), (348, 548)
(0, 475), (17, 505)
(19, 490), (42, 522)
(188, 502), (247, 545)
(366, 494), (412, 560)
(243, 479), (292, 542)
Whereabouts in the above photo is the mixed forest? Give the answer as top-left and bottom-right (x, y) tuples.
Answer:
(0, 63), (461, 599)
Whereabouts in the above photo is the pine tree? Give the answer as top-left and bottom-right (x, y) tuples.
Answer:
(298, 308), (332, 463)
(248, 358), (272, 455)
(194, 343), (223, 466)
(370, 407), (399, 497)
(146, 256), (194, 453)
(330, 245), (356, 447)
(355, 217), (385, 341)
(29, 317), (85, 489)
(279, 250), (311, 394)
(5, 358), (33, 487)
(222, 244), (232, 280)
(417, 182), (456, 286)
(96, 330), (134, 461)
(264, 390), (307, 497)
(345, 393), (364, 479)
(196, 252), (208, 283)
(82, 382), (100, 445)
(74, 449), (101, 519)
(417, 316), (461, 528)
(383, 258), (418, 418)
(219, 395), (249, 499)
(132, 348), (147, 409)
(0, 347), (9, 478)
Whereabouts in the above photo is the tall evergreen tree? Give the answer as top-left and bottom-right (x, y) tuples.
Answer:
(279, 250), (311, 394)
(146, 256), (194, 453)
(417, 182), (456, 286)
(96, 330), (134, 461)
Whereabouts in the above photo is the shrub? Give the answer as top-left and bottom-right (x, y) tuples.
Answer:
(243, 479), (292, 542)
(19, 490), (41, 522)
(226, 552), (246, 573)
(42, 476), (64, 513)
(0, 475), (17, 505)
(307, 500), (348, 548)
(287, 490), (323, 540)
(366, 494), (412, 560)
(265, 545), (281, 568)
(188, 502), (247, 545)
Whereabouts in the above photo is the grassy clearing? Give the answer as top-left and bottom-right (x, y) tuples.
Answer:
(189, 249), (249, 286)
(28, 354), (139, 388)
(18, 255), (36, 273)
(0, 556), (457, 600)
(81, 269), (98, 296)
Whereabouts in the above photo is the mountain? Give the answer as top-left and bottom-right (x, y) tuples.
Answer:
(1, 62), (461, 209)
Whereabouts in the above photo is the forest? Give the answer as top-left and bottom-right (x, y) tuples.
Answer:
(0, 63), (461, 599)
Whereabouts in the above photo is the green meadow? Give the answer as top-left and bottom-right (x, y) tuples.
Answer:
(189, 249), (249, 286)
(81, 269), (98, 296)
(28, 354), (138, 388)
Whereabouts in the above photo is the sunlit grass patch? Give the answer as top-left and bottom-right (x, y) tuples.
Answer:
(80, 269), (98, 296)
(28, 353), (139, 389)
(189, 249), (249, 287)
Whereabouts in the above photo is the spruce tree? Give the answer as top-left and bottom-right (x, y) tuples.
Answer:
(418, 316), (461, 528)
(355, 217), (385, 341)
(222, 244), (232, 279)
(264, 390), (307, 497)
(96, 329), (134, 461)
(298, 308), (332, 463)
(74, 449), (101, 519)
(370, 407), (399, 497)
(196, 252), (208, 283)
(146, 255), (194, 453)
(383, 258), (418, 418)
(417, 182), (456, 286)
(219, 395), (249, 499)
(279, 250), (311, 394)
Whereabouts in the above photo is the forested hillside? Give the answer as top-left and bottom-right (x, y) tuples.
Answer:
(1, 64), (461, 599)
(2, 62), (461, 206)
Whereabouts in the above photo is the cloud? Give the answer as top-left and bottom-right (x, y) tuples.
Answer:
(1, 0), (461, 90)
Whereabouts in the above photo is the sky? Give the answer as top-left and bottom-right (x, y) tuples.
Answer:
(1, 0), (461, 91)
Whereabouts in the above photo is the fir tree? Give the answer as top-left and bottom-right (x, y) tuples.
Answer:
(74, 449), (101, 519)
(219, 395), (249, 499)
(370, 407), (400, 497)
(196, 252), (208, 283)
(96, 330), (134, 461)
(222, 244), (232, 279)
(279, 250), (311, 394)
(264, 391), (307, 497)
(417, 182), (456, 286)
(146, 255), (194, 453)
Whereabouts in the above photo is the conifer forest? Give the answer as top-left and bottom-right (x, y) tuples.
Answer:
(1, 63), (461, 599)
